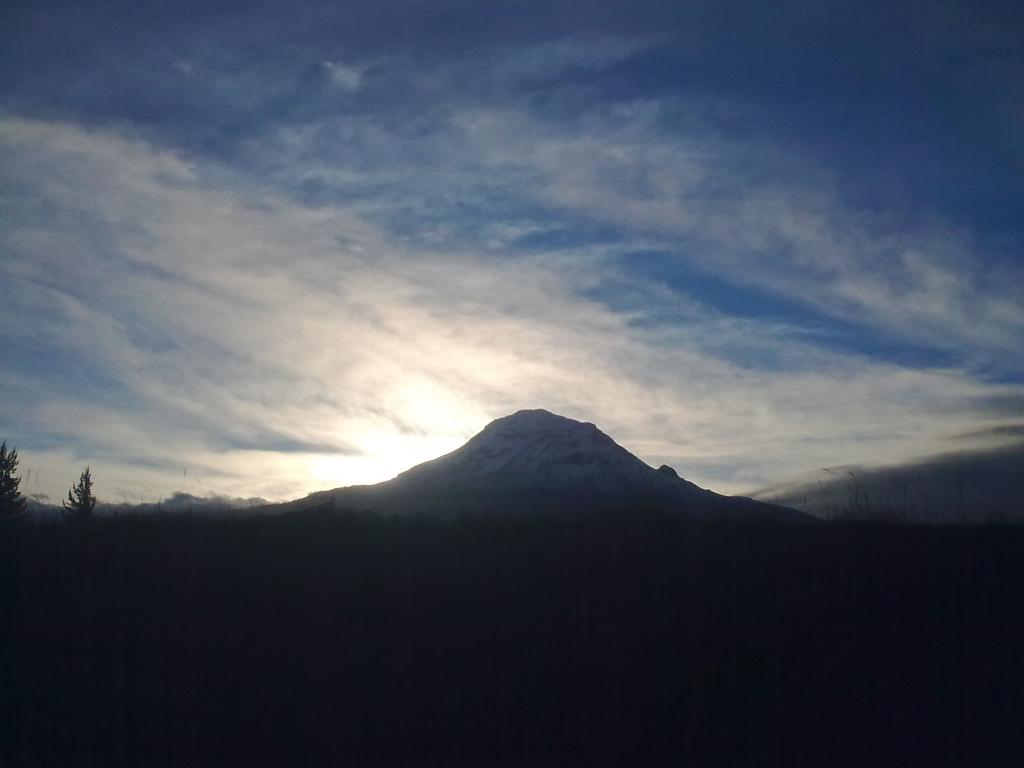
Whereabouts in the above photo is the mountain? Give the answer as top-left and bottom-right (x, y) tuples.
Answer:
(276, 409), (811, 522)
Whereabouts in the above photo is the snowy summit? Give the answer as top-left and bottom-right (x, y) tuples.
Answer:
(397, 410), (663, 492)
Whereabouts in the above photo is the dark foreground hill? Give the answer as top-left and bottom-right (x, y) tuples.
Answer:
(276, 409), (810, 523)
(4, 512), (1024, 766)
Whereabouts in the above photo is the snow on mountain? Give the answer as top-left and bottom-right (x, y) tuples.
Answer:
(279, 409), (810, 522)
(394, 410), (675, 493)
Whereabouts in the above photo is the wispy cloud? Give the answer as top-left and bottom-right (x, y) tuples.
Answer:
(321, 61), (365, 92)
(3, 110), (1022, 504)
(752, 439), (1024, 522)
(220, 44), (1022, 372)
(444, 104), (1024, 364)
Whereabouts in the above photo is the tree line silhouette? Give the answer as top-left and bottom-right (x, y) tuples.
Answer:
(0, 440), (95, 523)
(4, 501), (1024, 765)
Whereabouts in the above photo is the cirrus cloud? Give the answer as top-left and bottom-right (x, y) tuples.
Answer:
(3, 111), (1022, 505)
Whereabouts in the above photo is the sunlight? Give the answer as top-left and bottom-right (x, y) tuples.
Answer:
(304, 430), (464, 490)
(303, 378), (484, 491)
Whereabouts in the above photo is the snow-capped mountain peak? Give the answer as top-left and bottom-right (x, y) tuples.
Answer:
(394, 409), (650, 492)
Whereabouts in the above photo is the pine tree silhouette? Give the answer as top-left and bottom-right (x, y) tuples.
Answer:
(63, 466), (97, 521)
(0, 441), (27, 520)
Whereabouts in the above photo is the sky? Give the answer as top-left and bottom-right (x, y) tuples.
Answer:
(2, 0), (1023, 506)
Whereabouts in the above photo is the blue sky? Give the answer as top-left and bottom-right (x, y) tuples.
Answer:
(2, 0), (1023, 504)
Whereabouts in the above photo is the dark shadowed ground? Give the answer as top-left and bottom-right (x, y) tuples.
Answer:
(3, 510), (1024, 766)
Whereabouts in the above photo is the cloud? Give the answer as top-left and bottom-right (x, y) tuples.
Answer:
(4, 112), (1023, 508)
(961, 393), (1024, 418)
(321, 61), (365, 92)
(486, 36), (658, 84)
(947, 424), (1024, 442)
(444, 104), (1024, 365)
(222, 46), (1022, 373)
(752, 439), (1024, 522)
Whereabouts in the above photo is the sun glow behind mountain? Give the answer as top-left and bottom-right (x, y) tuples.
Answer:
(299, 380), (484, 490)
(307, 428), (469, 491)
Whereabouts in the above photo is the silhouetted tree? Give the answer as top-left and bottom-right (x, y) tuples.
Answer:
(63, 466), (96, 521)
(0, 441), (28, 520)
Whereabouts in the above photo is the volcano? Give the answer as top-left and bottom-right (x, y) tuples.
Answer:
(278, 409), (810, 522)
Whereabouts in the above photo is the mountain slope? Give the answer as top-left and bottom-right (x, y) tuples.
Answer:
(279, 410), (810, 522)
